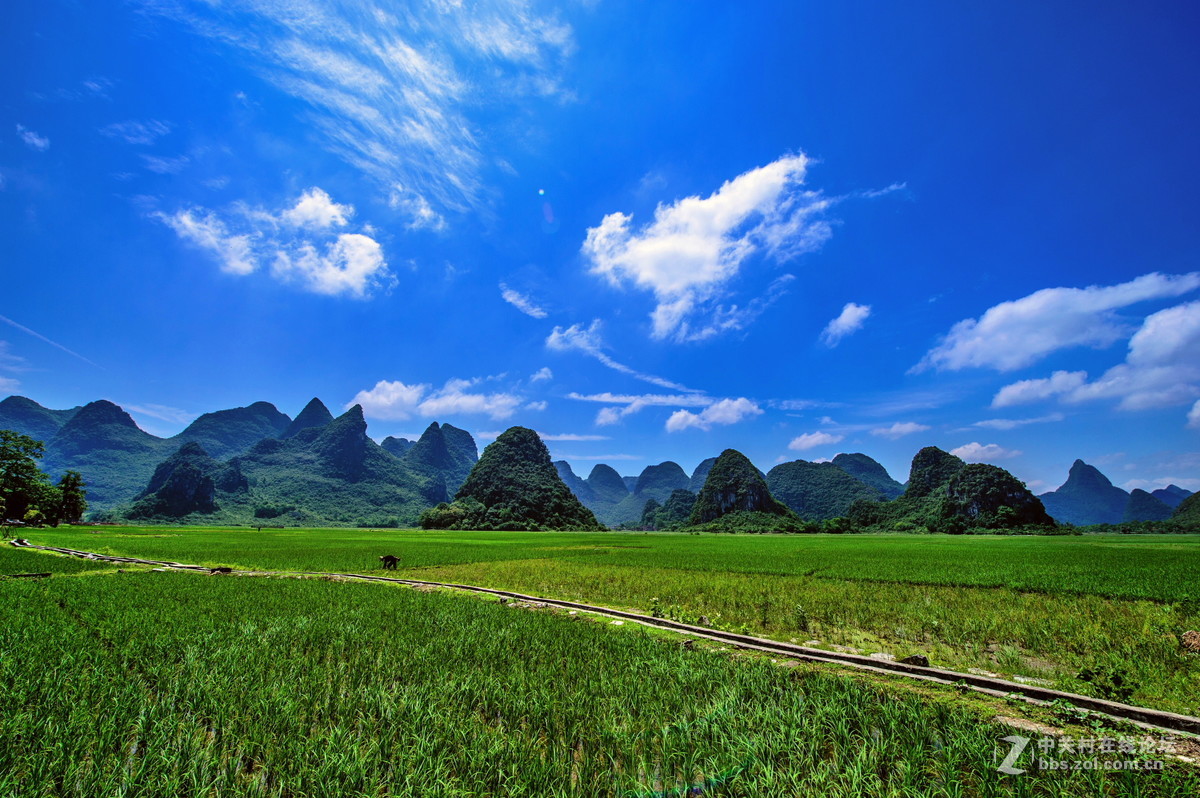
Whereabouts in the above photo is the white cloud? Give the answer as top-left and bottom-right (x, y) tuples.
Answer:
(555, 453), (643, 461)
(870, 421), (929, 440)
(916, 272), (1200, 372)
(500, 283), (548, 318)
(991, 370), (1088, 408)
(1189, 400), (1200, 430)
(949, 442), (1021, 462)
(158, 209), (258, 276)
(665, 398), (762, 432)
(351, 377), (523, 421)
(272, 234), (389, 298)
(0, 376), (19, 392)
(582, 154), (832, 341)
(820, 302), (871, 346)
(524, 400), (548, 411)
(1066, 300), (1200, 411)
(547, 320), (694, 391)
(159, 189), (392, 297)
(281, 187), (352, 229)
(125, 403), (197, 426)
(992, 301), (1200, 416)
(536, 432), (610, 441)
(141, 154), (189, 174)
(100, 119), (171, 145)
(389, 185), (446, 231)
(139, 0), (575, 223)
(530, 366), (553, 382)
(972, 413), (1065, 430)
(1124, 476), (1200, 492)
(16, 124), (49, 151)
(788, 431), (844, 451)
(568, 390), (713, 426)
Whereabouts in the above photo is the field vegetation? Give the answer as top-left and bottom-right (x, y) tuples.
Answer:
(2, 553), (1196, 796)
(19, 527), (1200, 717)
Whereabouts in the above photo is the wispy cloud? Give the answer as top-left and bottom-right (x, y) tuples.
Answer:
(916, 272), (1200, 373)
(546, 319), (695, 391)
(582, 154), (831, 342)
(125, 403), (197, 426)
(158, 188), (392, 298)
(500, 283), (548, 318)
(950, 442), (1021, 462)
(100, 119), (171, 145)
(567, 390), (713, 426)
(554, 453), (643, 461)
(141, 154), (189, 174)
(972, 413), (1064, 431)
(530, 366), (553, 382)
(536, 432), (610, 441)
(820, 302), (871, 347)
(351, 376), (523, 421)
(135, 0), (576, 225)
(0, 315), (100, 368)
(15, 124), (49, 151)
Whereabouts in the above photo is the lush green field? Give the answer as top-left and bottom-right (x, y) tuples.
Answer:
(13, 528), (1200, 716)
(3, 565), (1195, 796)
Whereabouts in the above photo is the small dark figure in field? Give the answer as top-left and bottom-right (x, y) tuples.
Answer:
(379, 555), (399, 570)
(209, 567), (233, 575)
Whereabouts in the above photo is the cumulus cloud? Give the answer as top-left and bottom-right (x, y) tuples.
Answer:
(281, 187), (353, 229)
(991, 370), (1088, 408)
(158, 188), (392, 298)
(500, 283), (548, 318)
(788, 431), (844, 451)
(16, 124), (49, 151)
(820, 302), (871, 346)
(100, 119), (171, 145)
(870, 421), (929, 440)
(1189, 400), (1200, 430)
(530, 366), (553, 382)
(582, 154), (831, 341)
(665, 398), (762, 432)
(547, 320), (694, 391)
(1067, 300), (1200, 410)
(351, 377), (523, 421)
(949, 442), (1021, 462)
(916, 272), (1200, 373)
(992, 301), (1200, 415)
(139, 0), (576, 223)
(524, 400), (548, 411)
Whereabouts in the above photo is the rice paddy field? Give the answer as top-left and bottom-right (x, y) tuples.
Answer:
(3, 527), (1199, 795)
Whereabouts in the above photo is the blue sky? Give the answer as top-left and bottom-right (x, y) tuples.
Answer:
(3, 0), (1199, 494)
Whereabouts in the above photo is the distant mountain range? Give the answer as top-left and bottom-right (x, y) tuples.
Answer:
(1, 393), (1194, 530)
(1037, 460), (1192, 526)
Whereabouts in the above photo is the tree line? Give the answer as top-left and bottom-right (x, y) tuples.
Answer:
(0, 430), (87, 526)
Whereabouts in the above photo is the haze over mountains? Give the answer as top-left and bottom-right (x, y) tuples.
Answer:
(0, 394), (1193, 529)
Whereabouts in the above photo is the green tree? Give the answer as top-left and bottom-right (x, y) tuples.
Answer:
(0, 430), (53, 521)
(57, 470), (88, 523)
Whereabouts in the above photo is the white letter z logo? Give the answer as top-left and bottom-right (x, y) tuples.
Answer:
(997, 735), (1030, 775)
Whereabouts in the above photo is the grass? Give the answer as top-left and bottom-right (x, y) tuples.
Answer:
(15, 527), (1200, 715)
(3, 569), (1195, 796)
